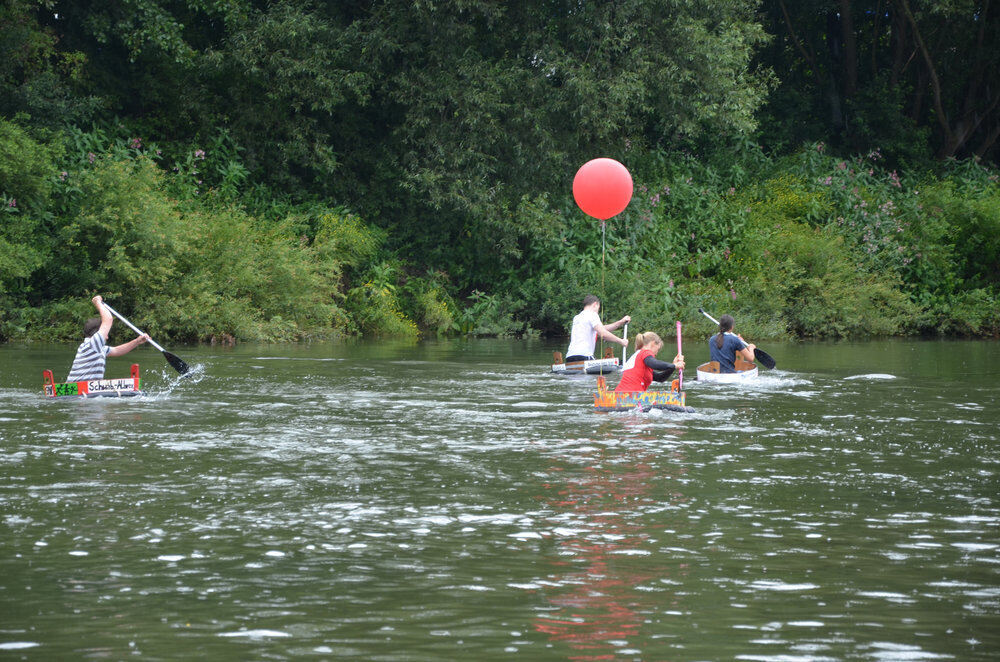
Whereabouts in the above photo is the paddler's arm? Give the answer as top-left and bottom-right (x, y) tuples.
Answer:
(92, 295), (113, 341)
(645, 354), (685, 382)
(736, 334), (756, 362)
(108, 333), (150, 357)
(603, 315), (631, 332)
(595, 320), (629, 347)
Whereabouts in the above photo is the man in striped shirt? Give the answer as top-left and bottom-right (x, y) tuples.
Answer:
(66, 295), (150, 382)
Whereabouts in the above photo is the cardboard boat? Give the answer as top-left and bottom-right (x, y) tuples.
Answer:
(43, 364), (144, 398)
(695, 359), (759, 383)
(593, 376), (695, 413)
(550, 349), (621, 376)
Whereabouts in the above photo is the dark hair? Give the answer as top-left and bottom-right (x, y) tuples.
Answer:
(83, 317), (101, 338)
(715, 314), (734, 349)
(582, 294), (600, 307)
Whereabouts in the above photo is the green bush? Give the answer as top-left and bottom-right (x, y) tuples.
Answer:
(345, 283), (419, 338)
(735, 185), (916, 337)
(0, 120), (59, 306)
(3, 141), (382, 341)
(0, 119), (62, 210)
(455, 290), (524, 337)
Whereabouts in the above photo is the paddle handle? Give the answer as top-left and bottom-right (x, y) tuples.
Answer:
(101, 303), (165, 353)
(676, 320), (683, 391)
(698, 307), (719, 326)
(622, 323), (628, 364)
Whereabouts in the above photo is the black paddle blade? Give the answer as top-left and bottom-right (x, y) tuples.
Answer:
(163, 350), (191, 375)
(754, 347), (777, 370)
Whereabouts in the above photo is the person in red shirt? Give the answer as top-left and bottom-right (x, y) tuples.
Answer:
(614, 331), (685, 393)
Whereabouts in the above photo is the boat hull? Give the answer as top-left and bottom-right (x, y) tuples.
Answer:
(43, 365), (144, 398)
(695, 360), (758, 383)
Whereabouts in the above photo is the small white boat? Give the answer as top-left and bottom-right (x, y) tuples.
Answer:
(696, 359), (758, 383)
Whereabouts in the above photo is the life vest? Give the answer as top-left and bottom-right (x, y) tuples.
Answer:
(615, 348), (655, 392)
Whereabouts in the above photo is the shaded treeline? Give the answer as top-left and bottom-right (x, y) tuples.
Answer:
(1, 1), (997, 342)
(758, 0), (1000, 164)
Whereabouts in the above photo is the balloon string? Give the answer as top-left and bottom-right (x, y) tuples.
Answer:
(601, 220), (606, 359)
(601, 221), (606, 296)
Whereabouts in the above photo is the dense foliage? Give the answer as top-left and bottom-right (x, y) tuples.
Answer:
(1, 1), (997, 342)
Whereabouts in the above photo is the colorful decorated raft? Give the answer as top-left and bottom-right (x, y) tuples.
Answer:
(593, 376), (695, 413)
(550, 349), (621, 376)
(696, 359), (758, 383)
(43, 364), (144, 398)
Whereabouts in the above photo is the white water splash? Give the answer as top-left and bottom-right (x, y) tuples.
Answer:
(843, 373), (897, 380)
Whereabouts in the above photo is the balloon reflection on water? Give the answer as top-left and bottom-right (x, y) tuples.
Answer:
(532, 424), (691, 659)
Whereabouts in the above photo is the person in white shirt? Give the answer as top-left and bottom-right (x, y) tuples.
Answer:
(66, 295), (150, 382)
(565, 294), (630, 361)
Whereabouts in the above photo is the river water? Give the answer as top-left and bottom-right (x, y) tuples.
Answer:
(0, 339), (997, 660)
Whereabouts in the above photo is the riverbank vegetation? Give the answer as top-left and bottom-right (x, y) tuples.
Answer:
(2, 1), (997, 342)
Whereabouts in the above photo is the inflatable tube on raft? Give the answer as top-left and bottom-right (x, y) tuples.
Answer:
(595, 403), (696, 413)
(551, 357), (620, 375)
(79, 389), (145, 398)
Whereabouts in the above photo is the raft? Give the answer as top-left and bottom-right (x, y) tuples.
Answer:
(593, 376), (695, 413)
(43, 364), (144, 398)
(550, 350), (621, 376)
(696, 359), (759, 383)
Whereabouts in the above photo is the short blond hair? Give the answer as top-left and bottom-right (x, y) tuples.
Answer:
(633, 331), (662, 350)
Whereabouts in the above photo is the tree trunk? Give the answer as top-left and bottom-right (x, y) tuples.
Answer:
(777, 0), (825, 91)
(826, 10), (845, 130)
(911, 67), (925, 121)
(896, 0), (958, 157)
(975, 122), (1000, 160)
(839, 0), (858, 97)
(871, 0), (883, 79)
(889, 5), (909, 89)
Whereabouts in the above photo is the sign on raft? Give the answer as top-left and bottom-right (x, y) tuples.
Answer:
(43, 364), (144, 398)
(593, 376), (695, 413)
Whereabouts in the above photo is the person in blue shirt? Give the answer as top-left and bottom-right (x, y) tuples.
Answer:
(708, 314), (756, 373)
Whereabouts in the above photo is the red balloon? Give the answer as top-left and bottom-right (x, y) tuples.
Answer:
(573, 158), (633, 220)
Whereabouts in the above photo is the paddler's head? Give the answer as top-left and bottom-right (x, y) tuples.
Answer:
(636, 331), (663, 354)
(83, 317), (102, 338)
(716, 315), (735, 349)
(582, 294), (600, 313)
